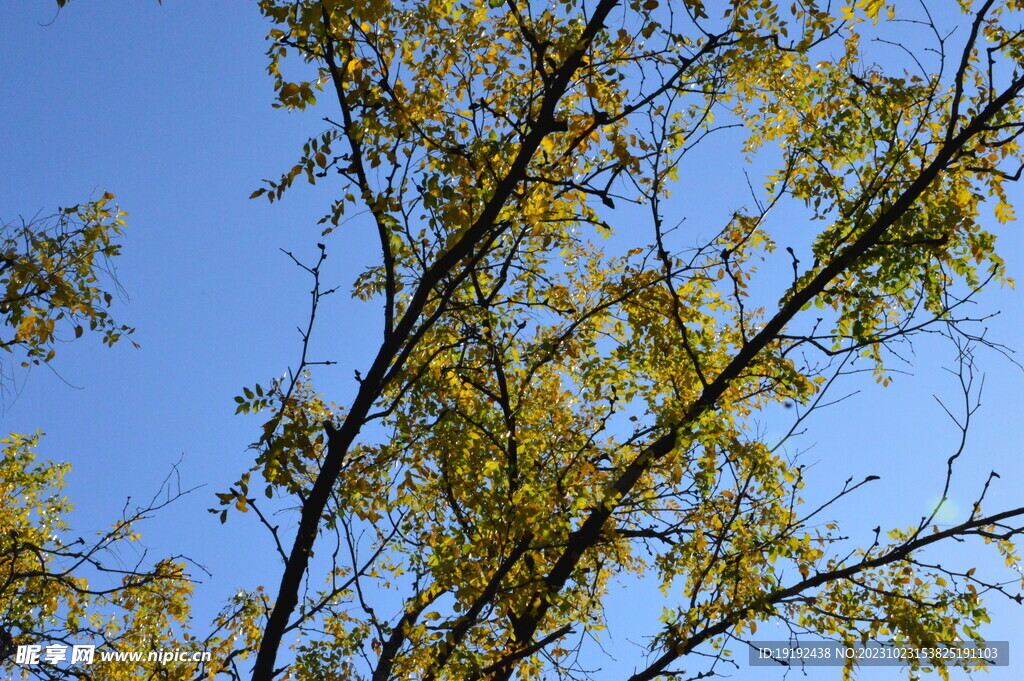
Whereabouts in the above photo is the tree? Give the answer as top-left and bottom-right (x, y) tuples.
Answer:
(0, 200), (135, 384)
(0, 433), (198, 681)
(0, 202), (201, 681)
(218, 1), (1024, 679)
(48, 1), (1024, 680)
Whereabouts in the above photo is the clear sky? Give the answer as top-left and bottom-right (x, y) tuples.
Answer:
(2, 2), (1023, 680)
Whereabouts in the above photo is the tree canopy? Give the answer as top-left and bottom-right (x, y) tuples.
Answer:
(9, 1), (1024, 680)
(0, 201), (134, 378)
(231, 1), (1024, 680)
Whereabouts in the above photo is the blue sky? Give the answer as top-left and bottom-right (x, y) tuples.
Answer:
(2, 2), (1023, 680)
